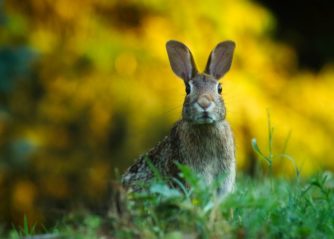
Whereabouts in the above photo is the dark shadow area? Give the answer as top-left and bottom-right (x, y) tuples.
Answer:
(257, 0), (334, 71)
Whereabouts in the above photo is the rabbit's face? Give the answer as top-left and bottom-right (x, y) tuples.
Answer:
(166, 40), (235, 124)
(183, 74), (225, 124)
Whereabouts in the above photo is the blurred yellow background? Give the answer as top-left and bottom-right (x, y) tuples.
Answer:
(0, 0), (333, 228)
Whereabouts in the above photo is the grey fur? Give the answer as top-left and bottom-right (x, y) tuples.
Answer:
(122, 40), (236, 196)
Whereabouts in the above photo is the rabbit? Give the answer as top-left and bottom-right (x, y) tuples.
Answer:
(122, 40), (236, 196)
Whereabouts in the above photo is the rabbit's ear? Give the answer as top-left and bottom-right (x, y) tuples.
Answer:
(204, 41), (235, 79)
(166, 40), (198, 82)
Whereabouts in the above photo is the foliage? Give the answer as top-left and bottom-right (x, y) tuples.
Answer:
(0, 0), (334, 230)
(5, 170), (334, 239)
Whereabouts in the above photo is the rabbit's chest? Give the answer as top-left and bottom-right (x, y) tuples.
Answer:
(176, 121), (235, 185)
(183, 145), (226, 184)
(200, 158), (222, 184)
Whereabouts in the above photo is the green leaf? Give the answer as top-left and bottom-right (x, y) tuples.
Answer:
(251, 138), (265, 160)
(150, 183), (181, 198)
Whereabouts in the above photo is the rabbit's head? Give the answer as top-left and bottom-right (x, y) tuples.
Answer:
(166, 40), (235, 124)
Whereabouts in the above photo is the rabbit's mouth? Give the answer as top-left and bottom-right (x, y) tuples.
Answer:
(194, 112), (216, 124)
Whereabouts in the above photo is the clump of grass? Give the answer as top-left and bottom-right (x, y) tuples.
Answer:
(4, 116), (334, 238)
(5, 172), (334, 238)
(251, 111), (299, 179)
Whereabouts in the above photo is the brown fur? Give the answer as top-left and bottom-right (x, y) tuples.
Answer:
(122, 40), (236, 195)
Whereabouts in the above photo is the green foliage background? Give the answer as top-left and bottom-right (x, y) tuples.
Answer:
(0, 0), (333, 228)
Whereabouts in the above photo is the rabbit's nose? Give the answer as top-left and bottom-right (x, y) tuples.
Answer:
(197, 95), (212, 110)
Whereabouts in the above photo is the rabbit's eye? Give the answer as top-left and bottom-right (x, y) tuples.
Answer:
(217, 83), (222, 94)
(185, 83), (191, 95)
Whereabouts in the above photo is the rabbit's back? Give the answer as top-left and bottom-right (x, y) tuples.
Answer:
(121, 125), (180, 190)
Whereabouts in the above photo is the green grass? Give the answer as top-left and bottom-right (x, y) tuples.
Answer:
(6, 170), (334, 239)
(5, 117), (334, 238)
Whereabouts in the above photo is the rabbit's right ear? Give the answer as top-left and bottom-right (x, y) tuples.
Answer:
(204, 41), (235, 80)
(166, 40), (198, 82)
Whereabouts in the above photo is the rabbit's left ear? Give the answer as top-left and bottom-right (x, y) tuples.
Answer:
(166, 40), (198, 82)
(204, 41), (235, 79)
